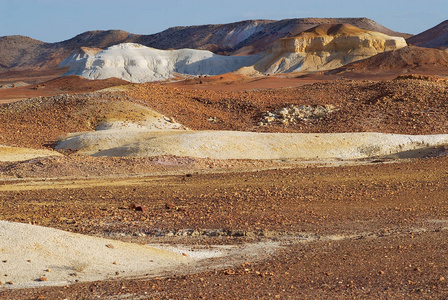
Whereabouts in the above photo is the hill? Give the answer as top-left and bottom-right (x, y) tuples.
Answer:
(331, 46), (448, 74)
(59, 43), (258, 83)
(254, 23), (406, 74)
(59, 24), (407, 82)
(0, 35), (44, 70)
(0, 18), (410, 72)
(407, 20), (448, 49)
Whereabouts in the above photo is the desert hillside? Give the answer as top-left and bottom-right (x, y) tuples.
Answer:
(0, 18), (410, 73)
(58, 24), (408, 82)
(407, 20), (448, 49)
(331, 45), (448, 75)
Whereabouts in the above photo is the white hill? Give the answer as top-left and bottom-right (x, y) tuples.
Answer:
(59, 43), (259, 83)
(56, 121), (448, 160)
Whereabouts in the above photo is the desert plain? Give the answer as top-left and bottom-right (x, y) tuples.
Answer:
(1, 18), (448, 299)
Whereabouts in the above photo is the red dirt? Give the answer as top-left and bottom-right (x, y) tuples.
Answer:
(1, 65), (448, 299)
(330, 46), (448, 79)
(167, 73), (324, 91)
(0, 72), (130, 103)
(2, 74), (448, 151)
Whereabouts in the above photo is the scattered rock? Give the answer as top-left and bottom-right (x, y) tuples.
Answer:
(223, 269), (235, 275)
(260, 104), (337, 126)
(134, 205), (147, 212)
(165, 203), (176, 209)
(130, 203), (147, 212)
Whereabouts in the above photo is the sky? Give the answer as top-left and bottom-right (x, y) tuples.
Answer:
(1, 0), (447, 43)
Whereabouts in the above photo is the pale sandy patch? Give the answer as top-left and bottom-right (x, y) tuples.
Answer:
(0, 146), (61, 162)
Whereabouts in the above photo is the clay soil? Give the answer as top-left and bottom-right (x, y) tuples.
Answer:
(1, 69), (448, 299)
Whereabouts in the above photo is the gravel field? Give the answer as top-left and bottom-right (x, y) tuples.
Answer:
(1, 73), (448, 299)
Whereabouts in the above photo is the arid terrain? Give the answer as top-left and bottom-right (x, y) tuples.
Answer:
(1, 18), (448, 299)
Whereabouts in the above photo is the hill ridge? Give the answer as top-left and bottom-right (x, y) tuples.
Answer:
(0, 17), (410, 72)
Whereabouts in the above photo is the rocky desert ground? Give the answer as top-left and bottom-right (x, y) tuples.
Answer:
(1, 18), (448, 299)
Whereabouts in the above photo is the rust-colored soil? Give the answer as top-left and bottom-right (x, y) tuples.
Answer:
(127, 75), (448, 135)
(1, 156), (448, 299)
(1, 70), (448, 299)
(331, 46), (448, 79)
(1, 74), (448, 151)
(168, 73), (324, 91)
(0, 72), (130, 103)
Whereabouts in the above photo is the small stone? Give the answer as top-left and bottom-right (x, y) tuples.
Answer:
(224, 269), (235, 275)
(113, 261), (117, 265)
(135, 205), (147, 212)
(379, 271), (385, 275)
(165, 203), (176, 209)
(27, 260), (31, 263)
(6, 281), (13, 285)
(39, 277), (47, 282)
(44, 269), (51, 272)
(439, 276), (445, 281)
(106, 244), (115, 249)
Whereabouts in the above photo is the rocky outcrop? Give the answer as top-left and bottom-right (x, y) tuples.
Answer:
(255, 24), (407, 73)
(260, 104), (338, 126)
(272, 24), (406, 53)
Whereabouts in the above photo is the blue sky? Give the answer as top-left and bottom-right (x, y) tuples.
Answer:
(1, 0), (447, 42)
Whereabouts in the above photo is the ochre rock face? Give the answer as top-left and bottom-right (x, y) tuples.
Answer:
(272, 24), (407, 54)
(256, 23), (407, 73)
(275, 35), (406, 54)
